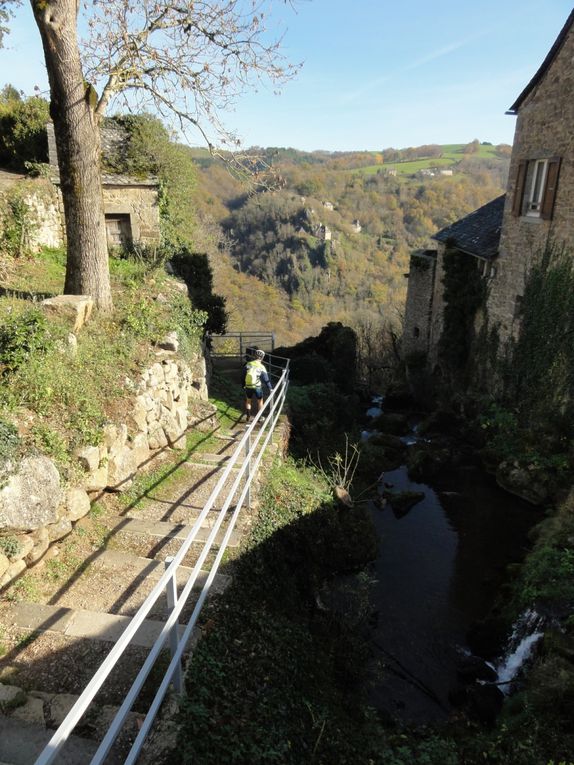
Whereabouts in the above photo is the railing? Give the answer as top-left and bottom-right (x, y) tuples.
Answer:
(208, 331), (276, 360)
(34, 354), (290, 765)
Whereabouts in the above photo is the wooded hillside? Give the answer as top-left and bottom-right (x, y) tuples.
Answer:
(191, 143), (510, 343)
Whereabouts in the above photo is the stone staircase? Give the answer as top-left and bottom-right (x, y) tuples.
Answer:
(0, 419), (276, 764)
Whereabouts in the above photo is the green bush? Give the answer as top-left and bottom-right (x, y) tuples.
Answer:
(169, 249), (228, 334)
(0, 535), (20, 558)
(0, 306), (53, 374)
(0, 417), (19, 463)
(176, 459), (386, 765)
(0, 87), (49, 171)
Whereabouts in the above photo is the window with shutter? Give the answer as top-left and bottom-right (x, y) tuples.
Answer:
(516, 156), (562, 220)
(541, 158), (561, 219)
(512, 160), (528, 216)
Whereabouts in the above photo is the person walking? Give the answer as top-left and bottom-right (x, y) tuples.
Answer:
(244, 348), (273, 421)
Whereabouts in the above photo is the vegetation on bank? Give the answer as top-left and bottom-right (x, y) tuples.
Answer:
(176, 458), (464, 765)
(399, 240), (574, 763)
(0, 247), (213, 479)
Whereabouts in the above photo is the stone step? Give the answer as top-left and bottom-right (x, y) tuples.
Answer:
(31, 548), (231, 621)
(125, 463), (242, 524)
(107, 515), (240, 547)
(5, 602), (201, 650)
(0, 717), (114, 765)
(94, 549), (231, 592)
(185, 458), (241, 471)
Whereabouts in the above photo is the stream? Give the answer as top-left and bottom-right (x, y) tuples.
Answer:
(368, 462), (539, 722)
(331, 402), (541, 724)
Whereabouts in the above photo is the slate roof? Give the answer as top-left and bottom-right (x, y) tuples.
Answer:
(432, 195), (505, 261)
(507, 9), (574, 114)
(47, 122), (158, 187)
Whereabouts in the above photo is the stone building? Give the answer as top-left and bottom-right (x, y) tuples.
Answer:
(0, 124), (161, 254)
(403, 9), (574, 369)
(487, 9), (574, 342)
(46, 123), (161, 251)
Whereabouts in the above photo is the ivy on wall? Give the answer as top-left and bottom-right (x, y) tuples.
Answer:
(437, 242), (487, 387)
(505, 244), (574, 426)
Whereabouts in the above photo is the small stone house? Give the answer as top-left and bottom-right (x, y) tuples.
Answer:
(403, 9), (574, 367)
(46, 122), (161, 251)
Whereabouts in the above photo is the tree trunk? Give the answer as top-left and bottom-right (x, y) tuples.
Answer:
(30, 0), (112, 310)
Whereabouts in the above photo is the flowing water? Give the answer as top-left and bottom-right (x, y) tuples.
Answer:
(495, 608), (545, 691)
(346, 404), (542, 723)
(364, 462), (539, 721)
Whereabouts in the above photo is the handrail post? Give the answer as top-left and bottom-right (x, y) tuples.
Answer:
(245, 430), (252, 509)
(165, 557), (183, 694)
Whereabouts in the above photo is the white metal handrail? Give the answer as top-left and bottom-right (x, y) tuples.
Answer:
(34, 360), (289, 765)
(208, 331), (276, 357)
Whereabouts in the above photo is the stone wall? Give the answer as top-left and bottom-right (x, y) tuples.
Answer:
(488, 21), (574, 343)
(427, 245), (447, 370)
(0, 177), (64, 252)
(103, 184), (160, 246)
(0, 175), (161, 253)
(402, 251), (437, 359)
(0, 351), (213, 589)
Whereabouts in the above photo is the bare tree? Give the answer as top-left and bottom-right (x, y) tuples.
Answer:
(28, 0), (298, 309)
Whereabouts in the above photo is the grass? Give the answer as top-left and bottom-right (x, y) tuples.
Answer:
(175, 458), (387, 765)
(351, 143), (504, 176)
(117, 377), (243, 514)
(5, 574), (42, 604)
(0, 247), (206, 479)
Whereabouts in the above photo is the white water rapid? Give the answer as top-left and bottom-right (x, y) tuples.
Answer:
(495, 609), (545, 692)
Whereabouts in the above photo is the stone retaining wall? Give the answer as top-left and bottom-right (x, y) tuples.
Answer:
(0, 351), (214, 589)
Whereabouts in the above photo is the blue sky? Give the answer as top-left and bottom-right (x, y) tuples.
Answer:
(0, 0), (572, 151)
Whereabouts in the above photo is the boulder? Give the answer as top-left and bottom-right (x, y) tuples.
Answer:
(188, 402), (218, 433)
(0, 558), (26, 588)
(370, 412), (409, 435)
(0, 683), (27, 712)
(129, 399), (149, 432)
(63, 488), (91, 521)
(131, 432), (150, 465)
(0, 552), (9, 577)
(0, 456), (61, 532)
(157, 332), (179, 353)
(158, 406), (183, 445)
(107, 446), (138, 491)
(85, 465), (109, 492)
(148, 423), (169, 450)
(496, 462), (548, 505)
(368, 432), (405, 451)
(25, 527), (50, 565)
(10, 695), (46, 724)
(406, 444), (451, 482)
(46, 518), (72, 542)
(382, 490), (425, 517)
(74, 445), (100, 473)
(9, 534), (34, 562)
(41, 295), (93, 332)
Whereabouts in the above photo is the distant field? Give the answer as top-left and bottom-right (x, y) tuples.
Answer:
(354, 143), (502, 175)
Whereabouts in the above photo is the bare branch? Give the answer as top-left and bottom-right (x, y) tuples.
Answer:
(82, 0), (300, 147)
